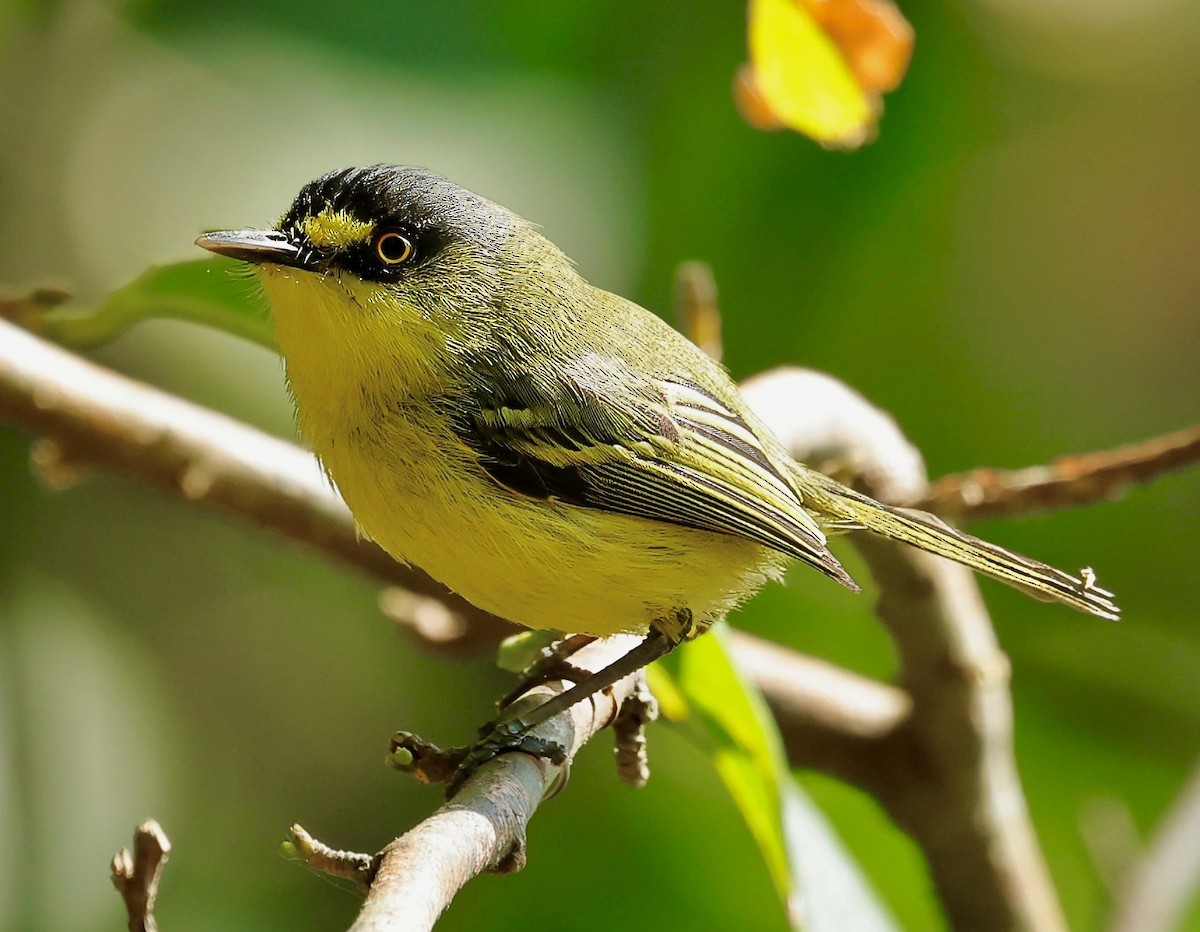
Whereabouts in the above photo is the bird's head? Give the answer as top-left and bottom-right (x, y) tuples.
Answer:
(197, 165), (535, 319)
(196, 165), (578, 394)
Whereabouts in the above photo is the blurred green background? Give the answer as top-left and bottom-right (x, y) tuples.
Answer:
(1, 0), (1198, 929)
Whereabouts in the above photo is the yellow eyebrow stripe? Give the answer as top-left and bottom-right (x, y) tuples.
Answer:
(300, 206), (374, 250)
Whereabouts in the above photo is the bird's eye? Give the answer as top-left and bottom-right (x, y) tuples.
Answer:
(374, 231), (415, 265)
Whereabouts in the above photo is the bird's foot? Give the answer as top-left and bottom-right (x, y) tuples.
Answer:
(445, 718), (568, 797)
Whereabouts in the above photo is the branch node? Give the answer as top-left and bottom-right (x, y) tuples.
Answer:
(612, 672), (659, 789)
(180, 461), (216, 499)
(489, 835), (529, 875)
(387, 731), (469, 785)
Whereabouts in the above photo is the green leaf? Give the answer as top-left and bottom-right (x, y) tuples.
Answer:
(32, 258), (277, 351)
(652, 624), (896, 931)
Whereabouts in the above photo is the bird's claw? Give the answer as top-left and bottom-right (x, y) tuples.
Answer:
(446, 720), (568, 797)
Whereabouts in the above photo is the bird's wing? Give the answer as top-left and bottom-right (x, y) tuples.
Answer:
(453, 352), (857, 590)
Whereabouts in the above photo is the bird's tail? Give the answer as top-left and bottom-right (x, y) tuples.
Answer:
(790, 465), (1120, 620)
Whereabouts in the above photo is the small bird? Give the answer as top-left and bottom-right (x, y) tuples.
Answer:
(197, 166), (1117, 748)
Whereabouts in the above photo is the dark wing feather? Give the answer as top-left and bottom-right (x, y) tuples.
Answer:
(453, 353), (858, 590)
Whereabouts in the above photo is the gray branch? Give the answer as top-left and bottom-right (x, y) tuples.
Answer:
(746, 365), (1068, 932)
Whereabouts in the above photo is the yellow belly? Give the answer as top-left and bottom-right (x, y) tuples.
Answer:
(321, 419), (785, 637)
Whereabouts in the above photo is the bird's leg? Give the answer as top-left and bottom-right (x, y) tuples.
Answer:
(447, 618), (689, 796)
(496, 633), (598, 710)
(495, 630), (674, 734)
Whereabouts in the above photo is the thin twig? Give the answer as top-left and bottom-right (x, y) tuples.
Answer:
(918, 425), (1200, 522)
(110, 820), (171, 932)
(674, 261), (723, 362)
(727, 632), (909, 787)
(284, 824), (376, 892)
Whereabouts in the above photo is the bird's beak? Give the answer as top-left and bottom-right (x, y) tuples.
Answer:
(195, 229), (314, 270)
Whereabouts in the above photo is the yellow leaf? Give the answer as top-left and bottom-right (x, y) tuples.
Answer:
(738, 0), (914, 149)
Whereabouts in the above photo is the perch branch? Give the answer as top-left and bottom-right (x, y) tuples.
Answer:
(351, 636), (646, 932)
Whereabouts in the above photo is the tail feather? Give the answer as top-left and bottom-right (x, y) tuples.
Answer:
(793, 467), (1120, 620)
